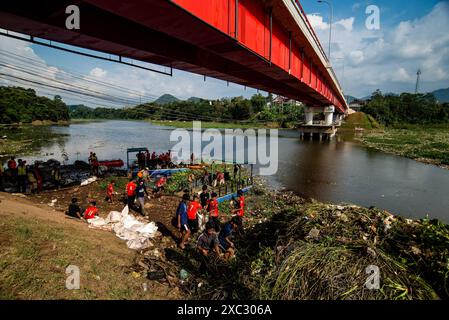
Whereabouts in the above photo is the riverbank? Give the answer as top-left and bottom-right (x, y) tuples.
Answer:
(359, 125), (449, 169)
(1, 175), (447, 300)
(147, 119), (280, 129)
(189, 181), (448, 300)
(0, 125), (68, 159)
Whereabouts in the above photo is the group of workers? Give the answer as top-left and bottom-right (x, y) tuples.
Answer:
(136, 150), (173, 170)
(124, 174), (167, 216)
(65, 174), (166, 221)
(176, 185), (245, 264)
(88, 152), (99, 176)
(0, 156), (61, 193)
(66, 197), (99, 220)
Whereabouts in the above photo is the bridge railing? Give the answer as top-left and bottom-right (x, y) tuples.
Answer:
(291, 0), (346, 105)
(292, 0), (329, 62)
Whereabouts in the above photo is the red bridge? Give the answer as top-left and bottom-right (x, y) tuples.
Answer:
(0, 0), (348, 114)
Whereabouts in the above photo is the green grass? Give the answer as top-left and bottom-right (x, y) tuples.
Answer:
(0, 125), (68, 159)
(359, 125), (449, 166)
(342, 112), (380, 130)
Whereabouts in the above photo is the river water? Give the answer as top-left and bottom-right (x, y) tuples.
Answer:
(19, 120), (449, 222)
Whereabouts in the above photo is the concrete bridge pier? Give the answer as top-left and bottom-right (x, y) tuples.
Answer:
(299, 105), (339, 141)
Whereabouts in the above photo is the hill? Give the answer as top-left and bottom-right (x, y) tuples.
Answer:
(153, 94), (180, 105)
(344, 95), (358, 104)
(342, 112), (380, 130)
(0, 86), (70, 124)
(187, 96), (204, 103)
(431, 88), (449, 103)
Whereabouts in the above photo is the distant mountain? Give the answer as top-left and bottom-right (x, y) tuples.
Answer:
(344, 95), (358, 104)
(431, 88), (449, 103)
(187, 96), (203, 103)
(153, 94), (180, 105)
(68, 104), (89, 111)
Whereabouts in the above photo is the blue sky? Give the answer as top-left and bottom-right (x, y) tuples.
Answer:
(303, 0), (441, 26)
(0, 0), (448, 105)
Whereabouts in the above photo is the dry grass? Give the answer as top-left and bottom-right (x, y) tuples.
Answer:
(0, 202), (181, 300)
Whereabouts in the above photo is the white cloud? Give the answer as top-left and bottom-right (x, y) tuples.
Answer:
(335, 17), (355, 31)
(1, 3), (448, 103)
(348, 50), (364, 65)
(307, 14), (329, 31)
(89, 67), (107, 78)
(391, 68), (412, 82)
(311, 1), (449, 97)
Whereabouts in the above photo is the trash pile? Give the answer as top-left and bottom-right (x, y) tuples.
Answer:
(88, 206), (160, 250)
(191, 189), (449, 300)
(247, 198), (448, 300)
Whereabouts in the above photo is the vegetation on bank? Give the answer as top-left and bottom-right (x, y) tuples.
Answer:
(191, 184), (449, 300)
(0, 86), (69, 124)
(349, 91), (449, 167)
(69, 93), (304, 128)
(362, 90), (449, 126)
(0, 125), (68, 159)
(359, 125), (449, 166)
(148, 119), (277, 129)
(341, 112), (380, 130)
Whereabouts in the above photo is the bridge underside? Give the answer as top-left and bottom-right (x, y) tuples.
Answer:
(0, 0), (347, 113)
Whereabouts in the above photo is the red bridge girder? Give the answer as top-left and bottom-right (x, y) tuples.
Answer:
(0, 0), (347, 113)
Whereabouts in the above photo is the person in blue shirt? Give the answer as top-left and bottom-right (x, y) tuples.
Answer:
(176, 193), (191, 249)
(136, 179), (149, 216)
(218, 216), (241, 261)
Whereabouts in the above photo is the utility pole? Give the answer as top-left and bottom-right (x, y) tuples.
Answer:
(415, 69), (421, 94)
(318, 0), (333, 60)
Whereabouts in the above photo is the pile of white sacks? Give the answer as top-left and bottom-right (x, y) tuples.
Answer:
(87, 205), (159, 250)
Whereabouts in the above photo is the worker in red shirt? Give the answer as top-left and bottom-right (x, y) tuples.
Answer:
(232, 189), (245, 217)
(7, 156), (17, 170)
(153, 176), (166, 195)
(187, 194), (202, 234)
(33, 163), (43, 193)
(207, 192), (220, 232)
(84, 201), (98, 220)
(106, 180), (115, 203)
(126, 179), (137, 208)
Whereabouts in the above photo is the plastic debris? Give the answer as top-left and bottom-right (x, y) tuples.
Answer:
(180, 269), (190, 281)
(88, 205), (158, 250)
(80, 176), (98, 186)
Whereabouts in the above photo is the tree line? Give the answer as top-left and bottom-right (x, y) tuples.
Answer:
(362, 90), (449, 126)
(69, 93), (305, 127)
(0, 86), (70, 124)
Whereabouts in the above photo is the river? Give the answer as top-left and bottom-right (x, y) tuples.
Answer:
(17, 120), (449, 222)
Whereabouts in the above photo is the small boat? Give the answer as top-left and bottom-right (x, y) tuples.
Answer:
(97, 159), (124, 168)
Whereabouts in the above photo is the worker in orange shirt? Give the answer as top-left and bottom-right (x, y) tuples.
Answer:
(106, 180), (115, 203)
(126, 179), (137, 208)
(84, 201), (99, 220)
(187, 194), (202, 234)
(232, 189), (245, 218)
(207, 192), (220, 232)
